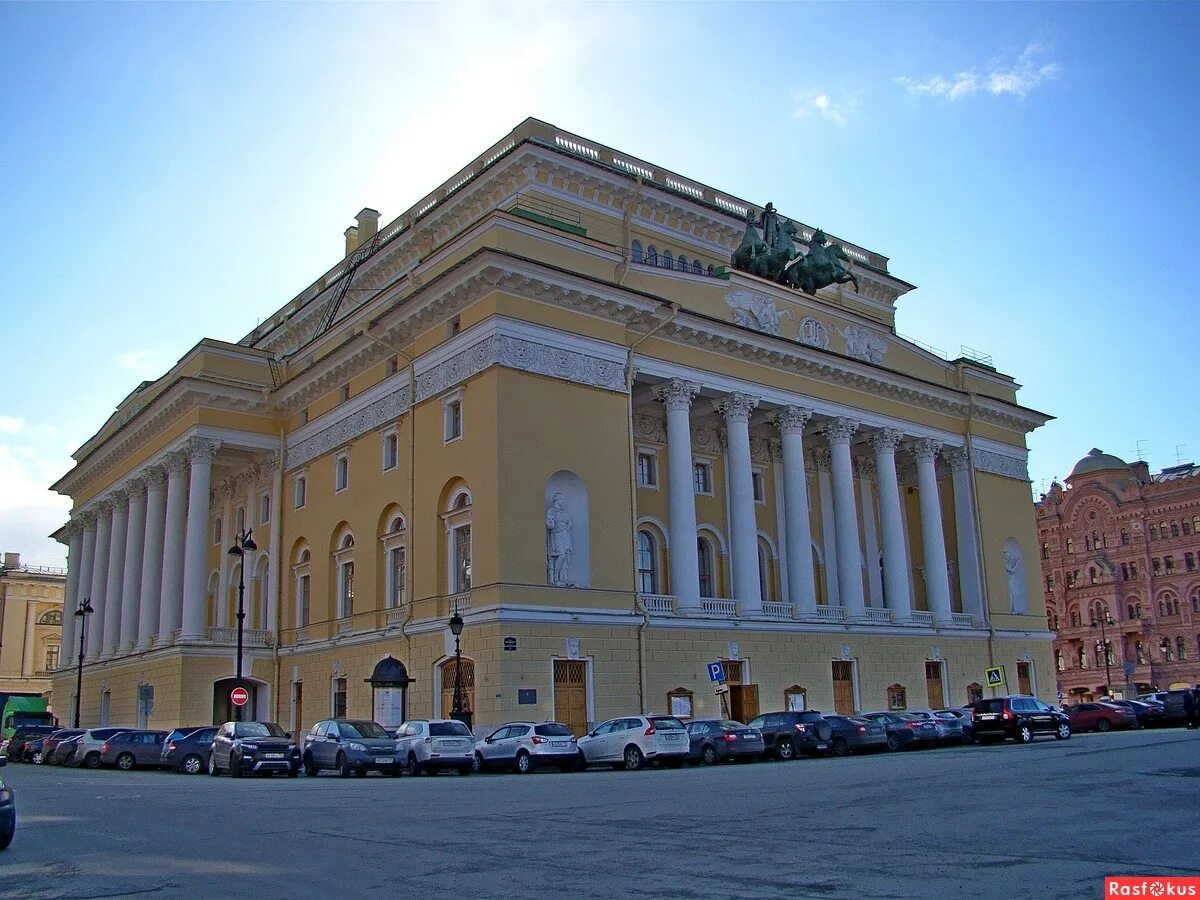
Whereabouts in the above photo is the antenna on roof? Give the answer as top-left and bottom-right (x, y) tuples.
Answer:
(1133, 440), (1150, 463)
(1175, 444), (1188, 466)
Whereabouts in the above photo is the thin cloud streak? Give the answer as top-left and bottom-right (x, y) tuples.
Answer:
(792, 88), (855, 126)
(896, 44), (1060, 100)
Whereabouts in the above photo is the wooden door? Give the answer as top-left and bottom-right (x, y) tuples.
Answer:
(832, 661), (855, 715)
(728, 684), (759, 723)
(925, 662), (945, 709)
(1017, 662), (1032, 695)
(441, 658), (476, 718)
(554, 660), (588, 736)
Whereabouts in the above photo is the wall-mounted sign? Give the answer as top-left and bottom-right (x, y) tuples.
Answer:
(518, 689), (537, 705)
(503, 636), (517, 651)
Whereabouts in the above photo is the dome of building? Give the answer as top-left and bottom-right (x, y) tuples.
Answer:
(1068, 448), (1130, 480)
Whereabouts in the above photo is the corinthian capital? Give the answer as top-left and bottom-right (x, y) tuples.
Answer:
(909, 437), (943, 463)
(162, 451), (189, 476)
(652, 378), (700, 412)
(824, 417), (859, 445)
(772, 405), (812, 436)
(854, 456), (877, 480)
(812, 448), (833, 473)
(185, 438), (221, 464)
(712, 392), (759, 424)
(869, 427), (904, 455)
(942, 447), (970, 472)
(143, 466), (167, 490)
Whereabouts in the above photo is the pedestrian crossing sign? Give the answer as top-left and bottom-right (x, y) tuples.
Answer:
(985, 666), (1006, 688)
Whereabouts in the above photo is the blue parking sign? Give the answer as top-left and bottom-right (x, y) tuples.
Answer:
(707, 661), (726, 683)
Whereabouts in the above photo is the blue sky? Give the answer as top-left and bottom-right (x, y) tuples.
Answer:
(2, 2), (1196, 566)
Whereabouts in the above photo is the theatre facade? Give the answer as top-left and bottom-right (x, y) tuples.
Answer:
(51, 118), (1052, 735)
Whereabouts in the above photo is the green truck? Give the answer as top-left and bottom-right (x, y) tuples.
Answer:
(1, 695), (57, 741)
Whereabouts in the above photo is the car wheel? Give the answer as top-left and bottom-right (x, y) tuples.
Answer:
(208, 754), (220, 777)
(1018, 724), (1034, 744)
(832, 737), (849, 757)
(777, 739), (796, 761)
(116, 753), (136, 771)
(1056, 723), (1071, 740)
(84, 751), (102, 770)
(32, 751), (44, 765)
(230, 754), (243, 778)
(472, 753), (484, 774)
(623, 745), (645, 771)
(303, 754), (319, 778)
(1097, 718), (1112, 733)
(574, 751), (587, 772)
(337, 752), (353, 778)
(405, 753), (421, 777)
(180, 754), (204, 775)
(287, 766), (299, 778)
(389, 765), (403, 777)
(701, 744), (718, 766)
(885, 734), (900, 752)
(515, 751), (534, 774)
(0, 819), (12, 851)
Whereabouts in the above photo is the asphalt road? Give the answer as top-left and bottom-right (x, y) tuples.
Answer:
(1, 729), (1197, 899)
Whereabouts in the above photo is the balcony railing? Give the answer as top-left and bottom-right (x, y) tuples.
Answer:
(865, 608), (894, 624)
(207, 627), (271, 647)
(815, 605), (847, 623)
(761, 602), (794, 620)
(702, 599), (738, 616)
(950, 613), (976, 627)
(449, 592), (471, 614)
(336, 617), (354, 636)
(639, 594), (676, 615)
(385, 606), (407, 628)
(912, 611), (936, 626)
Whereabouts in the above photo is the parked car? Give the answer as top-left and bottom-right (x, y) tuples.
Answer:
(302, 719), (401, 777)
(746, 711), (834, 759)
(100, 730), (170, 770)
(970, 696), (1071, 744)
(37, 729), (84, 765)
(5, 725), (59, 761)
(1066, 702), (1138, 733)
(51, 734), (82, 766)
(1159, 690), (1198, 726)
(395, 720), (475, 775)
(578, 715), (689, 771)
(69, 728), (132, 769)
(904, 709), (965, 744)
(1106, 699), (1166, 729)
(161, 726), (218, 775)
(935, 707), (975, 742)
(823, 716), (888, 755)
(684, 718), (764, 765)
(208, 721), (299, 777)
(473, 721), (581, 773)
(859, 712), (939, 750)
(0, 757), (12, 851)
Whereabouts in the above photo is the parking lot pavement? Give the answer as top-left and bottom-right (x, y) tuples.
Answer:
(1, 729), (1198, 899)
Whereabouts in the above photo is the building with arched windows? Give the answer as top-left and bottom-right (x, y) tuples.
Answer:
(50, 119), (1052, 733)
(1038, 449), (1200, 701)
(0, 553), (64, 699)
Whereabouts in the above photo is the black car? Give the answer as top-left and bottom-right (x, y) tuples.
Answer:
(5, 726), (59, 761)
(0, 757), (13, 851)
(823, 716), (889, 755)
(970, 696), (1071, 744)
(859, 712), (939, 750)
(1105, 700), (1164, 729)
(746, 711), (833, 759)
(208, 722), (299, 777)
(161, 726), (218, 775)
(685, 719), (765, 765)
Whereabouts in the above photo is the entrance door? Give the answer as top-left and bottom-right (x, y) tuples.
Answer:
(1017, 662), (1032, 695)
(925, 661), (945, 709)
(553, 660), (588, 737)
(832, 661), (855, 715)
(728, 684), (759, 723)
(440, 658), (476, 722)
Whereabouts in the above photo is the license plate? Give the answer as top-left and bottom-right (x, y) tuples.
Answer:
(816, 742), (828, 750)
(665, 734), (682, 740)
(375, 756), (393, 764)
(979, 714), (999, 720)
(265, 753), (284, 759)
(550, 742), (568, 750)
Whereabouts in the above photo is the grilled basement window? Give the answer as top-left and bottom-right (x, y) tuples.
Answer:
(887, 684), (907, 710)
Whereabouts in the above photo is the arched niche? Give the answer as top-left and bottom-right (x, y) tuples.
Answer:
(545, 470), (590, 588)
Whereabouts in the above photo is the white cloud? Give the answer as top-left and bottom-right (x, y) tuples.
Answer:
(896, 44), (1060, 100)
(792, 89), (855, 126)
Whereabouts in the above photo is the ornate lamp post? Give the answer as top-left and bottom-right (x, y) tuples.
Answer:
(73, 597), (94, 728)
(1097, 605), (1114, 696)
(449, 611), (467, 726)
(227, 528), (257, 720)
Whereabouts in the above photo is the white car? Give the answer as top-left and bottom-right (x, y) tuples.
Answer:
(578, 715), (689, 771)
(394, 719), (474, 775)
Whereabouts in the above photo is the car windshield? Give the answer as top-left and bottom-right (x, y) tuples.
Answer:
(534, 723), (573, 737)
(234, 722), (285, 738)
(430, 722), (473, 737)
(649, 717), (686, 730)
(339, 721), (390, 739)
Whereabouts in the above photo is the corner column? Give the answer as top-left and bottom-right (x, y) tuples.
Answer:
(137, 467), (167, 651)
(773, 406), (816, 616)
(77, 514), (98, 658)
(181, 439), (219, 641)
(86, 501), (113, 660)
(911, 438), (954, 625)
(944, 447), (985, 622)
(870, 428), (913, 622)
(59, 523), (84, 669)
(653, 379), (701, 612)
(827, 418), (866, 620)
(158, 452), (190, 646)
(715, 392), (762, 614)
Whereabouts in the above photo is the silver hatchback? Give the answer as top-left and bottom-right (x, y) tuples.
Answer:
(394, 720), (474, 775)
(473, 722), (581, 774)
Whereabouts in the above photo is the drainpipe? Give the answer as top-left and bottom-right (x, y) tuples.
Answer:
(269, 406), (286, 728)
(616, 177), (644, 286)
(626, 302), (680, 713)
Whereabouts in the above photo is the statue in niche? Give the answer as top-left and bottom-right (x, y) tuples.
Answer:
(546, 492), (574, 586)
(1004, 543), (1027, 614)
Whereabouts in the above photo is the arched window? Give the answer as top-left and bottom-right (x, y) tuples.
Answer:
(1193, 514), (1200, 534)
(757, 540), (773, 602)
(1171, 520), (1180, 538)
(383, 514), (407, 609)
(1127, 604), (1136, 620)
(677, 255), (688, 271)
(631, 240), (643, 263)
(707, 264), (716, 276)
(1070, 607), (1081, 628)
(692, 259), (702, 275)
(636, 530), (658, 595)
(1177, 636), (1188, 660)
(1121, 527), (1130, 546)
(646, 246), (658, 266)
(444, 491), (472, 594)
(1041, 542), (1050, 560)
(293, 547), (311, 628)
(662, 250), (673, 270)
(1150, 524), (1159, 540)
(697, 537), (715, 599)
(1192, 591), (1200, 613)
(1159, 636), (1172, 661)
(1135, 641), (1145, 664)
(335, 533), (355, 620)
(37, 609), (62, 626)
(1077, 646), (1087, 668)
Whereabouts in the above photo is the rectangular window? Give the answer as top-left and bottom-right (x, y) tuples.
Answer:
(1152, 558), (1162, 575)
(339, 561), (354, 618)
(454, 525), (472, 591)
(335, 454), (349, 492)
(444, 399), (463, 442)
(259, 492), (270, 525)
(1045, 574), (1054, 590)
(448, 316), (462, 337)
(1165, 556), (1175, 573)
(300, 408), (309, 425)
(45, 645), (60, 671)
(752, 470), (766, 503)
(213, 518), (222, 545)
(693, 461), (712, 494)
(294, 475), (307, 509)
(1130, 561), (1138, 577)
(298, 574), (311, 626)
(636, 452), (658, 487)
(332, 677), (347, 719)
(382, 431), (399, 471)
(236, 506), (245, 533)
(1186, 553), (1195, 572)
(389, 546), (406, 608)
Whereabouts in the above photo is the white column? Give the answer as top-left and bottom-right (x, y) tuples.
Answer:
(59, 523), (84, 669)
(715, 392), (762, 614)
(22, 604), (35, 675)
(773, 406), (816, 616)
(944, 447), (985, 622)
(871, 428), (913, 622)
(827, 418), (866, 621)
(814, 449), (840, 605)
(216, 480), (234, 628)
(119, 479), (146, 653)
(77, 515), (98, 660)
(158, 452), (190, 646)
(101, 490), (129, 659)
(266, 450), (283, 636)
(857, 457), (883, 608)
(181, 438), (219, 641)
(911, 438), (954, 625)
(87, 501), (113, 661)
(652, 379), (701, 612)
(138, 467), (167, 651)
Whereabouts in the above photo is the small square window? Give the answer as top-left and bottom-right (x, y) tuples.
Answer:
(382, 432), (399, 471)
(259, 493), (271, 525)
(335, 454), (349, 492)
(693, 461), (712, 495)
(636, 452), (658, 487)
(752, 470), (766, 503)
(294, 475), (307, 510)
(444, 399), (463, 442)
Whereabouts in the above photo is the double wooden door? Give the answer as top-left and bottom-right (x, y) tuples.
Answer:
(554, 660), (588, 737)
(832, 661), (855, 715)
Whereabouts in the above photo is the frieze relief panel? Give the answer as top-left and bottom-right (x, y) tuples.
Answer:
(289, 387), (412, 471)
(973, 448), (1031, 482)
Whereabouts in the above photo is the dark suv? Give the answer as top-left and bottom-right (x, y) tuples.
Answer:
(208, 722), (299, 777)
(971, 696), (1070, 744)
(746, 711), (833, 759)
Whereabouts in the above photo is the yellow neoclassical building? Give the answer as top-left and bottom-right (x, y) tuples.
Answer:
(51, 118), (1052, 735)
(1, 553), (65, 700)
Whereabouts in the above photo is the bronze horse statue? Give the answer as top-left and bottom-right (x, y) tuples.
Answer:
(783, 229), (859, 294)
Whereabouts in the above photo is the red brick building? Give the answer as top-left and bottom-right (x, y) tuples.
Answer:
(1037, 449), (1200, 701)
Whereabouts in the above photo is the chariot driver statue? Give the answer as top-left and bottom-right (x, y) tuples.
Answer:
(757, 202), (781, 249)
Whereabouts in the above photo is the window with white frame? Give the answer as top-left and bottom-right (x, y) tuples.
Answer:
(259, 492), (270, 525)
(335, 534), (355, 619)
(334, 452), (349, 492)
(332, 677), (347, 718)
(693, 460), (713, 495)
(293, 548), (311, 627)
(236, 505), (245, 533)
(443, 390), (464, 443)
(294, 474), (307, 510)
(698, 536), (716, 598)
(382, 515), (407, 608)
(213, 517), (222, 545)
(636, 529), (659, 594)
(382, 429), (399, 471)
(751, 469), (766, 503)
(444, 491), (472, 593)
(636, 450), (658, 487)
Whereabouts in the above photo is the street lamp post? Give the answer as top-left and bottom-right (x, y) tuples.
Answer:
(1095, 605), (1114, 697)
(449, 611), (466, 725)
(227, 528), (257, 720)
(73, 597), (94, 728)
